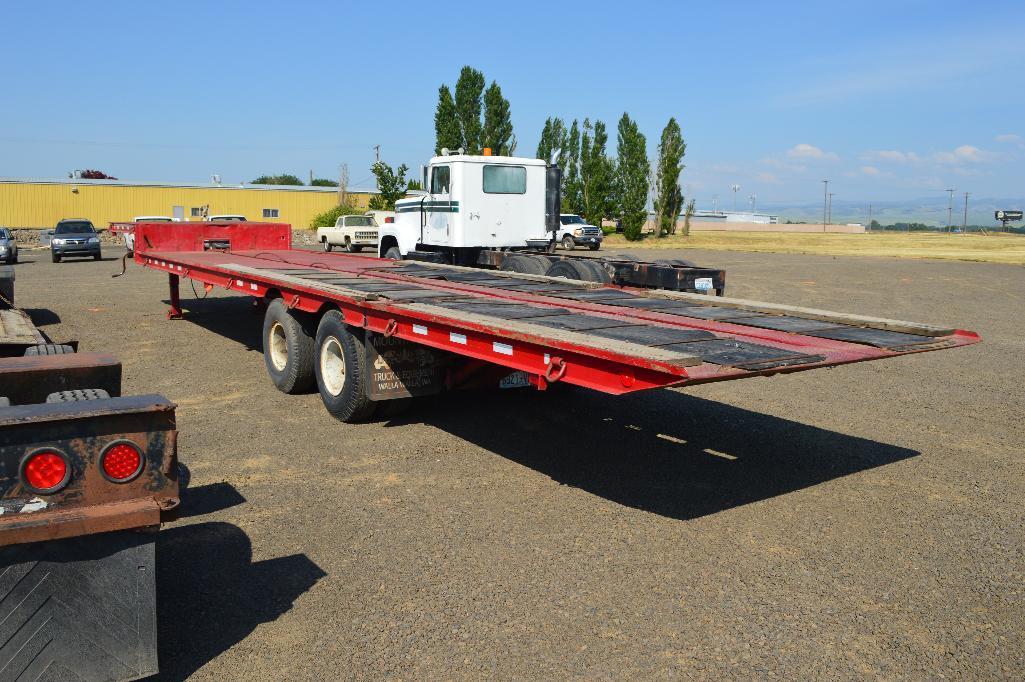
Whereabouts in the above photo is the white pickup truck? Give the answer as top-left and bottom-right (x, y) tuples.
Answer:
(317, 214), (379, 252)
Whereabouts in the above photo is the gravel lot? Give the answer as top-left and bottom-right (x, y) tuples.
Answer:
(10, 244), (1023, 679)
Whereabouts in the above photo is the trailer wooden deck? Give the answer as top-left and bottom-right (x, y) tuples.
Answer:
(131, 222), (979, 396)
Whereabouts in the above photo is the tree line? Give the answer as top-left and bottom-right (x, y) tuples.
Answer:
(433, 66), (689, 241)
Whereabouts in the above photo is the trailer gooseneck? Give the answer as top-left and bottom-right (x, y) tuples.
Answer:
(130, 221), (978, 424)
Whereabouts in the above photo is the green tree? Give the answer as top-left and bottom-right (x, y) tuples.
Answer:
(580, 119), (617, 228)
(310, 178), (338, 187)
(682, 198), (695, 237)
(562, 119), (583, 214)
(536, 117), (568, 165)
(252, 174), (303, 185)
(616, 113), (649, 241)
(481, 81), (516, 155)
(454, 66), (485, 154)
(434, 85), (462, 155)
(368, 161), (409, 210)
(652, 117), (686, 237)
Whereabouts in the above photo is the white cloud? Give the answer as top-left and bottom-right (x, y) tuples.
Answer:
(995, 133), (1024, 149)
(933, 145), (996, 164)
(860, 165), (881, 176)
(755, 172), (780, 184)
(787, 143), (839, 161)
(863, 149), (919, 164)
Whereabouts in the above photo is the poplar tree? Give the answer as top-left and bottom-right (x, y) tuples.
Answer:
(652, 117), (686, 236)
(580, 119), (616, 227)
(562, 119), (583, 214)
(535, 117), (567, 165)
(616, 113), (649, 241)
(454, 66), (485, 154)
(434, 85), (461, 155)
(481, 82), (516, 155)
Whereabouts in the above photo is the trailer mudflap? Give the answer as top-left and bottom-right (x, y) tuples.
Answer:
(0, 529), (158, 682)
(365, 332), (448, 400)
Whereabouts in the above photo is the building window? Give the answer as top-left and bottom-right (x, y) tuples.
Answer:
(263, 208), (280, 218)
(190, 207), (204, 217)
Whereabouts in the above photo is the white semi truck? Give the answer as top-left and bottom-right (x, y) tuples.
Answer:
(377, 151), (724, 294)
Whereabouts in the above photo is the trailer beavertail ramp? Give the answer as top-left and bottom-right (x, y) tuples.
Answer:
(131, 222), (979, 418)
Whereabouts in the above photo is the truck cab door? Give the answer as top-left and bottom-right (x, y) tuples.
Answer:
(425, 165), (451, 246)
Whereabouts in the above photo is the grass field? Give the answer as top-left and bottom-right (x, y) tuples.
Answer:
(602, 231), (1025, 264)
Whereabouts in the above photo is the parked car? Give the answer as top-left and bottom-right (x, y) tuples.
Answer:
(50, 219), (101, 262)
(317, 214), (379, 252)
(558, 214), (603, 250)
(208, 214), (247, 222)
(124, 216), (172, 255)
(0, 228), (18, 264)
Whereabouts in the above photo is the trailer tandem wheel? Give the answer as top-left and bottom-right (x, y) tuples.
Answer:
(313, 310), (378, 423)
(545, 258), (612, 284)
(499, 254), (548, 275)
(262, 298), (316, 394)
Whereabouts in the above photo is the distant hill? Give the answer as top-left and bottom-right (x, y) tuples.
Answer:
(757, 197), (1025, 227)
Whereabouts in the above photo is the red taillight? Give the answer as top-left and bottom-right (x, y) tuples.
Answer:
(100, 442), (144, 482)
(385, 217), (394, 223)
(22, 450), (70, 493)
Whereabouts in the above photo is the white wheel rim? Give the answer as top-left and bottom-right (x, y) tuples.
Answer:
(268, 321), (289, 371)
(320, 336), (346, 396)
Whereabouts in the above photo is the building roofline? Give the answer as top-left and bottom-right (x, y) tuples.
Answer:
(0, 176), (378, 194)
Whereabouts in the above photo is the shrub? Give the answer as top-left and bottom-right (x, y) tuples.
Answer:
(310, 203), (364, 228)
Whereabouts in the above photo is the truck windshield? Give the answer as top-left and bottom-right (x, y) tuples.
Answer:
(483, 165), (526, 194)
(345, 216), (375, 227)
(56, 222), (95, 234)
(560, 215), (584, 225)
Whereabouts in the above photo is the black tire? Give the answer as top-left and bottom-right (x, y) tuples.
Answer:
(24, 344), (74, 356)
(344, 238), (354, 253)
(323, 239), (333, 252)
(313, 310), (377, 423)
(93, 253), (102, 261)
(262, 298), (316, 394)
(588, 243), (601, 251)
(384, 246), (402, 260)
(52, 252), (60, 263)
(499, 254), (548, 275)
(46, 388), (110, 403)
(561, 235), (575, 250)
(544, 258), (612, 284)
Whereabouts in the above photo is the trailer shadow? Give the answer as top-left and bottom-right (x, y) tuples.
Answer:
(170, 295), (264, 352)
(155, 520), (326, 681)
(394, 387), (918, 521)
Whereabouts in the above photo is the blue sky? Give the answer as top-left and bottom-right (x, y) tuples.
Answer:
(2, 0), (1023, 208)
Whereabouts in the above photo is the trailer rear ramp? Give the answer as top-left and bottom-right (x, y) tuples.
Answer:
(128, 222), (978, 412)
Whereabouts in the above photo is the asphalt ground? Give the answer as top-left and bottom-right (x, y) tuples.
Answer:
(9, 244), (1023, 679)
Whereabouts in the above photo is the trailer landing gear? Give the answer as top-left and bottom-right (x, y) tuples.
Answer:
(167, 273), (183, 319)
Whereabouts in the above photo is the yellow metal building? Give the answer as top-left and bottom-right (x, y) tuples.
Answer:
(0, 178), (375, 230)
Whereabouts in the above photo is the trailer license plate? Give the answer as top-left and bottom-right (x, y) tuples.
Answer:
(499, 371), (531, 389)
(695, 277), (713, 291)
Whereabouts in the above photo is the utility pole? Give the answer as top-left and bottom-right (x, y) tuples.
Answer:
(309, 169), (314, 185)
(373, 145), (381, 163)
(337, 163), (349, 207)
(749, 195), (757, 212)
(963, 192), (970, 232)
(712, 194), (718, 213)
(945, 188), (955, 232)
(868, 203), (873, 230)
(828, 193), (835, 225)
(822, 179), (829, 231)
(730, 184), (740, 212)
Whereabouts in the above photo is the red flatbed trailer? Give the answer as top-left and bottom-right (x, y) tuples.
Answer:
(130, 222), (979, 417)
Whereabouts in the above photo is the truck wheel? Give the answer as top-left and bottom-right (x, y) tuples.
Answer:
(384, 246), (402, 260)
(323, 239), (333, 252)
(25, 344), (74, 356)
(262, 298), (316, 394)
(588, 243), (601, 251)
(499, 254), (548, 275)
(313, 310), (377, 423)
(94, 253), (102, 261)
(561, 235), (576, 250)
(544, 259), (612, 284)
(52, 253), (61, 263)
(343, 238), (354, 252)
(46, 388), (111, 402)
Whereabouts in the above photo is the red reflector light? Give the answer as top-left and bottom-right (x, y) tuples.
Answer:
(385, 217), (394, 223)
(101, 442), (143, 482)
(22, 450), (70, 493)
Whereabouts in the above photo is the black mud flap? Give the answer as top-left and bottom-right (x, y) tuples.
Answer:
(365, 332), (448, 401)
(0, 530), (158, 682)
